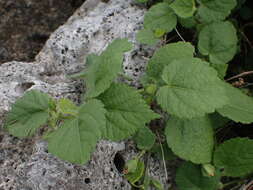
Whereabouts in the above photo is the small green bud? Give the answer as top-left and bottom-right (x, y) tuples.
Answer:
(202, 164), (215, 177)
(145, 84), (157, 95)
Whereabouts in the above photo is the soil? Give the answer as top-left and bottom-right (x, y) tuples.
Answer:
(0, 0), (85, 64)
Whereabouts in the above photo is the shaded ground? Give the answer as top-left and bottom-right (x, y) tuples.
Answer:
(0, 0), (85, 64)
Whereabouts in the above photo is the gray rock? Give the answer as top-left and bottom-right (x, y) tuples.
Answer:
(0, 0), (169, 189)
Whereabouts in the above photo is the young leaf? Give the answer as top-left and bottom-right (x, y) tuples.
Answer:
(125, 160), (145, 184)
(170, 0), (196, 18)
(176, 162), (220, 190)
(156, 58), (228, 118)
(198, 21), (238, 65)
(165, 116), (214, 164)
(144, 3), (177, 33)
(146, 42), (195, 83)
(137, 29), (159, 45)
(5, 90), (52, 138)
(84, 39), (132, 98)
(214, 138), (253, 177)
(125, 159), (138, 173)
(57, 98), (78, 116)
(98, 83), (160, 141)
(197, 0), (237, 23)
(133, 127), (156, 150)
(217, 83), (253, 124)
(47, 99), (106, 164)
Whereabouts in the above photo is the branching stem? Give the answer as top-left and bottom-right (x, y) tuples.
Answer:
(226, 71), (253, 81)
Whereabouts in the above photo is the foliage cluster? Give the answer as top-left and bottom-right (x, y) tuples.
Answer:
(4, 0), (253, 189)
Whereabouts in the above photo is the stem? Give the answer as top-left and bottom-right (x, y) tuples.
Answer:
(226, 71), (253, 81)
(240, 30), (253, 48)
(222, 178), (246, 189)
(137, 150), (146, 160)
(175, 27), (186, 42)
(156, 132), (168, 181)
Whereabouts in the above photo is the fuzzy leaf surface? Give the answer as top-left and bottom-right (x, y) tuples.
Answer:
(146, 42), (195, 83)
(165, 116), (214, 164)
(198, 21), (238, 65)
(134, 127), (156, 150)
(144, 3), (177, 33)
(170, 0), (196, 18)
(214, 138), (253, 177)
(6, 90), (51, 137)
(84, 39), (132, 98)
(217, 83), (253, 124)
(98, 83), (159, 141)
(179, 17), (197, 28)
(47, 100), (106, 164)
(137, 29), (159, 45)
(156, 58), (228, 118)
(176, 162), (220, 190)
(197, 0), (237, 23)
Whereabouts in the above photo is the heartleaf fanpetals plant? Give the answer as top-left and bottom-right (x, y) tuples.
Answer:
(4, 0), (253, 189)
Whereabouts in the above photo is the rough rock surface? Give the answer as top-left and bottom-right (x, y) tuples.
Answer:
(0, 0), (168, 189)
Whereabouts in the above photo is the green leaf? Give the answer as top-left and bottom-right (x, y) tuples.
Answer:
(211, 63), (228, 79)
(84, 39), (132, 98)
(136, 0), (148, 3)
(154, 29), (166, 38)
(209, 112), (229, 130)
(179, 17), (197, 28)
(5, 90), (52, 138)
(217, 83), (253, 124)
(47, 99), (106, 164)
(125, 159), (138, 173)
(137, 29), (159, 45)
(197, 0), (237, 23)
(57, 98), (78, 116)
(176, 162), (220, 190)
(165, 116), (214, 164)
(214, 138), (253, 177)
(68, 54), (99, 79)
(125, 160), (145, 184)
(144, 3), (177, 33)
(134, 127), (156, 150)
(198, 21), (238, 65)
(146, 42), (195, 84)
(150, 143), (176, 161)
(98, 83), (159, 141)
(156, 58), (228, 118)
(170, 0), (196, 18)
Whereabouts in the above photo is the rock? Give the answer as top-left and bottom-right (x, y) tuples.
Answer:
(0, 0), (169, 189)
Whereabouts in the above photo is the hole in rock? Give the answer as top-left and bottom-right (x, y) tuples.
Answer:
(15, 82), (35, 94)
(113, 152), (125, 174)
(84, 178), (91, 184)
